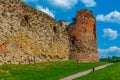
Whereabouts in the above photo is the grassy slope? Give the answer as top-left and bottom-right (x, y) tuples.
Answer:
(75, 62), (120, 80)
(0, 60), (106, 80)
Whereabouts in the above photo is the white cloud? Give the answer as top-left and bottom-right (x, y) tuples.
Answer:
(36, 5), (55, 18)
(22, 0), (38, 2)
(99, 46), (120, 58)
(47, 0), (78, 9)
(103, 28), (119, 40)
(96, 10), (120, 24)
(80, 0), (96, 7)
(23, 0), (96, 11)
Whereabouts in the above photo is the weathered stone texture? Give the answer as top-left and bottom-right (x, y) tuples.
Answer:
(0, 0), (99, 65)
(69, 10), (99, 62)
(0, 0), (70, 64)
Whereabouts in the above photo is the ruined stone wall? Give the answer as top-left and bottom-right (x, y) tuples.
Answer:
(69, 10), (99, 62)
(0, 0), (70, 65)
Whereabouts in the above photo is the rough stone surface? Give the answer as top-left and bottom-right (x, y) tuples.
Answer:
(0, 0), (70, 64)
(69, 10), (99, 62)
(0, 0), (99, 65)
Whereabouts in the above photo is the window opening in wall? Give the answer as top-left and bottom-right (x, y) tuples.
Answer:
(94, 23), (96, 39)
(53, 26), (57, 33)
(71, 35), (76, 45)
(24, 15), (29, 24)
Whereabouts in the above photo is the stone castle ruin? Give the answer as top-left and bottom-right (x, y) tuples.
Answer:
(69, 10), (99, 62)
(0, 0), (99, 65)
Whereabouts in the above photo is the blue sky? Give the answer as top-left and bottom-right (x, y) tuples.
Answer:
(22, 0), (120, 58)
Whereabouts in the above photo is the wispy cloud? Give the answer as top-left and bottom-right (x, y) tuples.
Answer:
(22, 0), (38, 2)
(103, 28), (119, 40)
(47, 0), (78, 9)
(36, 5), (55, 18)
(99, 46), (120, 58)
(96, 10), (120, 24)
(23, 0), (96, 11)
(80, 0), (96, 7)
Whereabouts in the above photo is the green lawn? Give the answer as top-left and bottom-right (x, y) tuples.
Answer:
(0, 60), (106, 80)
(75, 62), (120, 80)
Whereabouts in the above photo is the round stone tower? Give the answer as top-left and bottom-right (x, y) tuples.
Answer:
(69, 9), (99, 62)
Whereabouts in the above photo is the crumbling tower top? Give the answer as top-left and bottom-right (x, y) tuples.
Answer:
(69, 9), (99, 62)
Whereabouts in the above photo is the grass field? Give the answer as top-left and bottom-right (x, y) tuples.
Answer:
(0, 60), (106, 80)
(75, 62), (120, 80)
